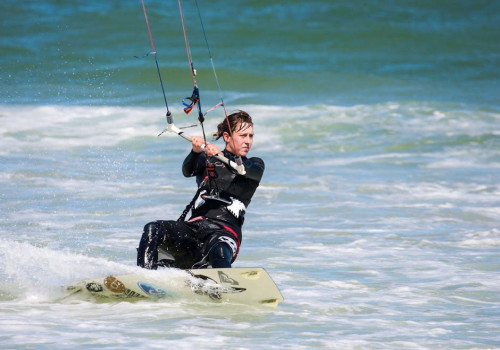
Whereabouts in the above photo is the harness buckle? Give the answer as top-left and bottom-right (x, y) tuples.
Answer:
(206, 163), (217, 179)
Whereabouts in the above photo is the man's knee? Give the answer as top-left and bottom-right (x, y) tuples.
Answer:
(143, 221), (158, 235)
(209, 242), (233, 268)
(137, 221), (160, 269)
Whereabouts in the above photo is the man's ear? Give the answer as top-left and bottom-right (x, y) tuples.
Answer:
(223, 132), (231, 143)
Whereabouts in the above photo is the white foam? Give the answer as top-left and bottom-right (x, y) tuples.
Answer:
(457, 229), (500, 248)
(0, 238), (135, 300)
(1, 102), (499, 348)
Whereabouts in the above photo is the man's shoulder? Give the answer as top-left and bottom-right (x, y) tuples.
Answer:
(246, 156), (264, 166)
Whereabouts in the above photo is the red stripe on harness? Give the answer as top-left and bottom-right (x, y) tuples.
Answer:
(223, 225), (241, 256)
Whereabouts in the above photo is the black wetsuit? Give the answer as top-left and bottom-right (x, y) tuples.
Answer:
(137, 149), (264, 269)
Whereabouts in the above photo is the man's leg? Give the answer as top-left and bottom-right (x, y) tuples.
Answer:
(137, 221), (161, 269)
(138, 220), (205, 270)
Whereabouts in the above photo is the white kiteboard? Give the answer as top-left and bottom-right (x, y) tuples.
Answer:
(66, 267), (283, 306)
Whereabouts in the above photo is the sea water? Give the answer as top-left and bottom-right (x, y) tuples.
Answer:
(1, 0), (499, 349)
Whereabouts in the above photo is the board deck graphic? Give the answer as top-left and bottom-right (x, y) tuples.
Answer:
(66, 268), (283, 306)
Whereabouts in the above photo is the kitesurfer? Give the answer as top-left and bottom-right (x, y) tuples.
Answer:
(137, 110), (264, 269)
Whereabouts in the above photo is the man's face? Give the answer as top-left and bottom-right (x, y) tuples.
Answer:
(224, 123), (254, 157)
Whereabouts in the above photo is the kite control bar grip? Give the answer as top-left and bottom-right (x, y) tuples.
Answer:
(167, 124), (246, 176)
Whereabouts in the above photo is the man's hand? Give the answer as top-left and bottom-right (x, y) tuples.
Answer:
(191, 136), (221, 156)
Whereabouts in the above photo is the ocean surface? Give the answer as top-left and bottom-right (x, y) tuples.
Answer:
(1, 0), (499, 349)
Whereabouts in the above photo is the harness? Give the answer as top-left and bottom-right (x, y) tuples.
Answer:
(178, 160), (234, 222)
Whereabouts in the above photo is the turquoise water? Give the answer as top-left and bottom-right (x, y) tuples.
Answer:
(1, 1), (499, 349)
(1, 0), (498, 107)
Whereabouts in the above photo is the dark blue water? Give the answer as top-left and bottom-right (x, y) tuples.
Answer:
(1, 0), (499, 106)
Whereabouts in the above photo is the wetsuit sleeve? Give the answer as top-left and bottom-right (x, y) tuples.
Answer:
(182, 150), (205, 177)
(242, 157), (265, 182)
